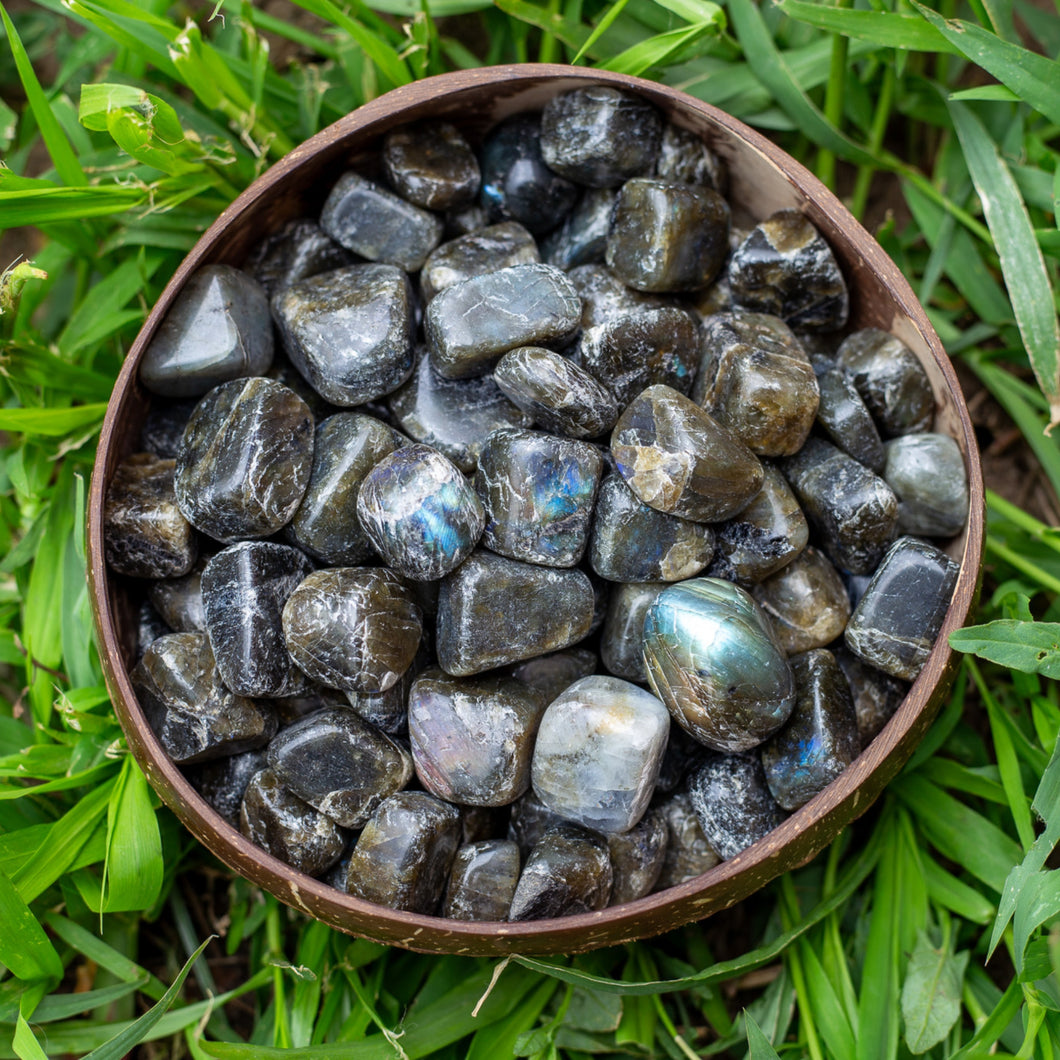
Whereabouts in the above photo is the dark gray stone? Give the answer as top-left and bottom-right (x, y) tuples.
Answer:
(382, 121), (480, 210)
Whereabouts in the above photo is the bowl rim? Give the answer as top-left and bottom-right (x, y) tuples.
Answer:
(87, 62), (985, 956)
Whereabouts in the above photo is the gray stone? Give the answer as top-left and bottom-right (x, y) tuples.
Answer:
(420, 222), (539, 303)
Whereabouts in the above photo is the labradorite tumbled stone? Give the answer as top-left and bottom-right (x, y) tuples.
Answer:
(835, 646), (908, 748)
(578, 308), (699, 406)
(357, 443), (484, 581)
(611, 384), (763, 524)
(590, 475), (714, 583)
(133, 633), (277, 764)
(883, 433), (968, 537)
(815, 369), (886, 474)
(541, 188), (616, 270)
(436, 551), (594, 676)
(320, 171), (443, 271)
(282, 568), (422, 693)
(248, 218), (356, 298)
(190, 748), (265, 826)
(493, 347), (620, 439)
(382, 121), (479, 211)
(409, 669), (547, 806)
(654, 791), (720, 890)
(508, 823), (613, 921)
(655, 123), (726, 191)
(845, 536), (959, 681)
(202, 542), (314, 698)
(688, 753), (786, 860)
(510, 648), (598, 704)
(476, 428), (603, 567)
(149, 557), (206, 633)
(835, 329), (934, 437)
(729, 210), (849, 331)
(420, 221), (539, 303)
(568, 265), (667, 328)
(601, 581), (667, 683)
(287, 412), (406, 566)
(606, 179), (730, 293)
(271, 264), (415, 406)
(140, 399), (196, 459)
(240, 768), (348, 876)
(345, 656), (420, 736)
(426, 264), (582, 380)
(607, 806), (668, 905)
(532, 676), (670, 833)
(760, 650), (860, 811)
(137, 602), (170, 660)
(175, 377), (314, 543)
(105, 453), (197, 579)
(267, 706), (413, 828)
(508, 790), (563, 855)
(643, 578), (796, 753)
(752, 546), (851, 655)
(707, 465), (808, 586)
(140, 265), (274, 398)
(444, 840), (521, 921)
(479, 113), (579, 236)
(345, 792), (462, 914)
(782, 438), (899, 575)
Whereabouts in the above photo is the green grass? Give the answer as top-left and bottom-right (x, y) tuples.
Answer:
(2, 0), (1060, 1056)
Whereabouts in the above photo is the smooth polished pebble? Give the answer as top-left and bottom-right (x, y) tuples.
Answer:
(493, 346), (621, 439)
(105, 453), (197, 579)
(382, 121), (480, 210)
(607, 807), (668, 905)
(643, 578), (796, 752)
(541, 188), (616, 270)
(140, 399), (196, 459)
(175, 377), (314, 544)
(835, 646), (909, 749)
(202, 542), (314, 698)
(344, 653), (422, 736)
(444, 840), (521, 921)
(752, 546), (851, 655)
(532, 675), (670, 833)
(510, 648), (598, 704)
(189, 748), (265, 826)
(149, 556), (206, 633)
(655, 122), (726, 190)
(357, 443), (484, 580)
(883, 433), (968, 537)
(508, 823), (613, 921)
(271, 264), (415, 406)
(760, 649), (860, 810)
(425, 263), (582, 379)
(606, 179), (730, 293)
(133, 632), (277, 764)
(476, 428), (603, 567)
(845, 536), (960, 681)
(815, 368), (886, 473)
(137, 602), (170, 660)
(282, 567), (423, 693)
(420, 221), (539, 303)
(507, 789), (563, 856)
(729, 210), (849, 331)
(344, 792), (462, 914)
(248, 218), (355, 298)
(320, 171), (443, 271)
(140, 265), (274, 397)
(445, 202), (490, 237)
(600, 582), (666, 683)
(567, 264), (667, 328)
(654, 791), (720, 889)
(409, 669), (547, 806)
(436, 551), (594, 676)
(611, 384), (763, 523)
(267, 706), (413, 828)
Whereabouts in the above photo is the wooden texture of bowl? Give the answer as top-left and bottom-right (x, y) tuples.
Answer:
(87, 64), (984, 956)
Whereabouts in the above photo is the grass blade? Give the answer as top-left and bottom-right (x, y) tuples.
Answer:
(99, 756), (163, 913)
(900, 929), (968, 1053)
(745, 1011), (782, 1059)
(778, 0), (958, 53)
(0, 864), (63, 982)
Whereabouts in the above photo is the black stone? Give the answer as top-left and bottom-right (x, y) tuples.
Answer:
(508, 823), (612, 920)
(382, 121), (480, 211)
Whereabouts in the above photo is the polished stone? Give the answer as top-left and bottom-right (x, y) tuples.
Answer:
(189, 748), (265, 826)
(148, 556), (207, 633)
(105, 453), (197, 579)
(729, 210), (849, 331)
(425, 263), (581, 379)
(409, 669), (547, 806)
(760, 649), (860, 810)
(202, 542), (314, 698)
(654, 791), (720, 889)
(752, 546), (851, 655)
(883, 433), (968, 537)
(816, 369), (886, 473)
(845, 536), (959, 680)
(344, 791), (462, 913)
(141, 265), (274, 397)
(591, 473), (714, 584)
(344, 656), (419, 736)
(607, 807), (668, 905)
(275, 683), (349, 726)
(140, 399), (196, 459)
(493, 346), (621, 439)
(607, 179), (730, 293)
(320, 171), (443, 271)
(444, 840), (521, 921)
(567, 264), (667, 328)
(282, 567), (422, 693)
(510, 648), (598, 704)
(436, 551), (594, 676)
(508, 823), (612, 920)
(175, 377), (314, 543)
(643, 578), (795, 752)
(267, 705), (413, 828)
(600, 581), (667, 683)
(541, 188), (616, 270)
(444, 201), (489, 237)
(248, 218), (356, 298)
(835, 646), (909, 748)
(137, 601), (170, 660)
(382, 121), (480, 210)
(611, 384), (763, 523)
(133, 632), (277, 764)
(507, 790), (563, 855)
(782, 438), (899, 575)
(357, 443), (484, 580)
(420, 221), (539, 303)
(476, 428), (603, 567)
(271, 264), (415, 406)
(655, 123), (725, 190)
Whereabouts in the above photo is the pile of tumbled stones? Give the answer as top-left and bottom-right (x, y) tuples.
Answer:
(104, 85), (968, 922)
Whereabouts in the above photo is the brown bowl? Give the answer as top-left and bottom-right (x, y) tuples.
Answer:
(87, 64), (984, 956)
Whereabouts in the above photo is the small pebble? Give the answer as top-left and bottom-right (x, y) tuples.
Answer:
(382, 121), (480, 210)
(600, 581), (667, 683)
(815, 368), (886, 474)
(541, 188), (616, 270)
(508, 823), (612, 921)
(654, 791), (720, 889)
(420, 221), (539, 303)
(248, 218), (355, 298)
(883, 433), (968, 537)
(607, 806), (669, 904)
(444, 840), (521, 921)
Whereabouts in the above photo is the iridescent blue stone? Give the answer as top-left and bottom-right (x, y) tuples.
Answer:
(643, 578), (796, 753)
(476, 428), (603, 568)
(508, 823), (613, 920)
(883, 433), (968, 537)
(357, 443), (484, 581)
(600, 581), (666, 682)
(444, 840), (521, 921)
(541, 188), (616, 269)
(420, 222), (539, 303)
